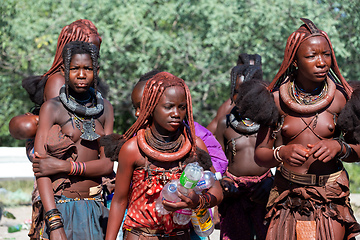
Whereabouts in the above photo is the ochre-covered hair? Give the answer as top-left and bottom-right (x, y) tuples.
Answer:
(268, 18), (351, 98)
(124, 72), (197, 151)
(44, 19), (102, 78)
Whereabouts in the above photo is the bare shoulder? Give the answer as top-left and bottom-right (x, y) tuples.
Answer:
(118, 136), (143, 166)
(44, 73), (65, 101)
(333, 89), (347, 111)
(217, 98), (233, 117)
(195, 136), (208, 152)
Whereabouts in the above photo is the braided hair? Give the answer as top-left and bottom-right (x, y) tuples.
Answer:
(268, 18), (351, 98)
(124, 72), (197, 153)
(62, 41), (100, 100)
(46, 19), (101, 78)
(230, 54), (262, 101)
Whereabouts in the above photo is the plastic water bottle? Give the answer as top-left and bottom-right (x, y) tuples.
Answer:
(191, 208), (214, 237)
(8, 224), (22, 233)
(194, 171), (222, 194)
(155, 180), (181, 215)
(191, 171), (221, 237)
(174, 162), (203, 225)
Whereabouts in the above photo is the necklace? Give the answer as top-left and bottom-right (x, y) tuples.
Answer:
(227, 107), (260, 135)
(279, 76), (336, 114)
(73, 113), (100, 141)
(290, 81), (328, 105)
(68, 93), (92, 105)
(145, 127), (184, 153)
(59, 85), (104, 117)
(59, 85), (103, 141)
(137, 128), (192, 162)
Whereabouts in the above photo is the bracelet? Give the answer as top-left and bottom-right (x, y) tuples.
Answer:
(334, 138), (352, 160)
(194, 195), (205, 213)
(69, 161), (86, 175)
(44, 208), (64, 232)
(273, 145), (284, 163)
(334, 138), (344, 158)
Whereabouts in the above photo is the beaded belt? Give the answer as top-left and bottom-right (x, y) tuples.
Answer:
(125, 228), (189, 238)
(56, 196), (103, 204)
(280, 165), (343, 187)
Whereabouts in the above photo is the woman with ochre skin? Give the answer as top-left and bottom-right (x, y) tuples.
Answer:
(105, 72), (223, 240)
(254, 18), (360, 239)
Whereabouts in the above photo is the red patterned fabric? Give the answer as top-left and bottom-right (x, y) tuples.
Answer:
(123, 167), (186, 233)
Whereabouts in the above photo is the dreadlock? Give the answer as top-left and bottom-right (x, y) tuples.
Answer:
(230, 54), (263, 101)
(268, 18), (351, 98)
(62, 41), (100, 100)
(124, 72), (197, 153)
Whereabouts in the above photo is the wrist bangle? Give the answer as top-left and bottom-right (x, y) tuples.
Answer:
(273, 145), (284, 163)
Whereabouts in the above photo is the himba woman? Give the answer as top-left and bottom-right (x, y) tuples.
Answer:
(105, 72), (223, 240)
(33, 40), (114, 239)
(9, 19), (107, 141)
(254, 18), (360, 239)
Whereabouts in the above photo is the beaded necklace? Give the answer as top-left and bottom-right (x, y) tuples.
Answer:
(227, 107), (260, 135)
(290, 80), (328, 105)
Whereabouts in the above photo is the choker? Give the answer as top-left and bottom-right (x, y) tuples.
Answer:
(144, 127), (184, 153)
(227, 108), (260, 135)
(59, 85), (103, 141)
(137, 128), (192, 162)
(290, 80), (327, 105)
(279, 76), (335, 114)
(59, 85), (104, 117)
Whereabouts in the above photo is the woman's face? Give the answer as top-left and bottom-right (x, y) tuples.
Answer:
(295, 36), (332, 90)
(131, 81), (146, 118)
(152, 86), (187, 135)
(66, 53), (95, 94)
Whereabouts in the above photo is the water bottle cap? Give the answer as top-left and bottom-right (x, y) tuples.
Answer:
(215, 172), (222, 180)
(168, 183), (177, 193)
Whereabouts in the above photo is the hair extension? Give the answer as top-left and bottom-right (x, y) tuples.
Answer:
(268, 18), (351, 98)
(61, 41), (100, 100)
(124, 72), (197, 153)
(46, 19), (101, 78)
(230, 64), (263, 101)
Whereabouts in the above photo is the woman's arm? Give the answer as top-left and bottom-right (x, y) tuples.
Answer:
(105, 139), (137, 240)
(34, 100), (67, 239)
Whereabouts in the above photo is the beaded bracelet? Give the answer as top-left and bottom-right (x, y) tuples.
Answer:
(44, 208), (64, 233)
(69, 161), (86, 175)
(273, 145), (284, 163)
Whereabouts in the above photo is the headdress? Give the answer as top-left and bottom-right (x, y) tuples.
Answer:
(267, 18), (351, 98)
(44, 19), (102, 78)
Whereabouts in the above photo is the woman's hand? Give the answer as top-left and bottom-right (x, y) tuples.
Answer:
(220, 177), (239, 198)
(307, 139), (342, 163)
(32, 152), (69, 177)
(162, 188), (200, 212)
(279, 144), (309, 167)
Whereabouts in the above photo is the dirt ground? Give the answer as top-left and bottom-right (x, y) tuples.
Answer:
(2, 196), (360, 240)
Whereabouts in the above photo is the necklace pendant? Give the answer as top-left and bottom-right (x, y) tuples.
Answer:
(80, 120), (100, 141)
